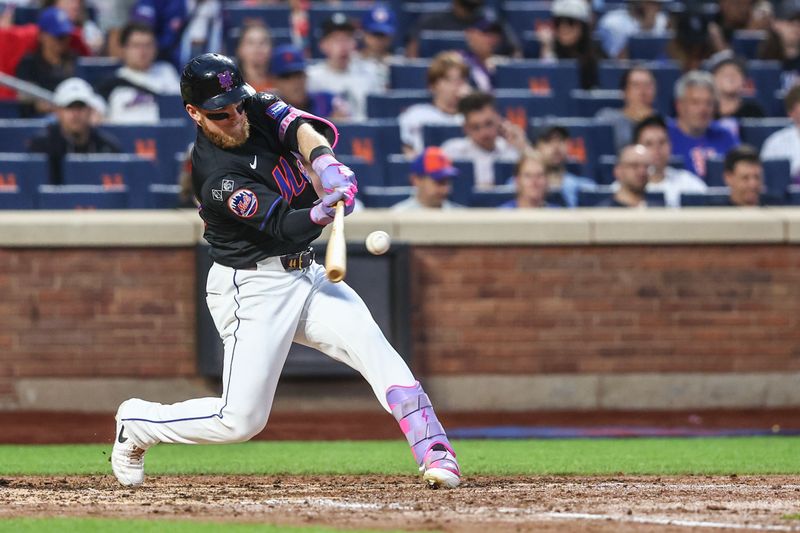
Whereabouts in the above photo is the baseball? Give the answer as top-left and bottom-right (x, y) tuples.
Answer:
(366, 231), (391, 255)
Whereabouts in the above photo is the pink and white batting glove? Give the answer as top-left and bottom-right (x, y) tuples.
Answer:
(310, 189), (354, 226)
(311, 154), (358, 206)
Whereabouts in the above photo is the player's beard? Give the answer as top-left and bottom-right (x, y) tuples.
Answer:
(201, 115), (251, 149)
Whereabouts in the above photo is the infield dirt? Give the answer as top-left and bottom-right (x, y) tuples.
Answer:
(2, 474), (800, 532)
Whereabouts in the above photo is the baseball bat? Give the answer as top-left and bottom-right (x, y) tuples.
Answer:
(325, 201), (346, 282)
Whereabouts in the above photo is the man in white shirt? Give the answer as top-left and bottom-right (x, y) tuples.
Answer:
(398, 51), (470, 155)
(633, 115), (707, 207)
(392, 146), (464, 210)
(306, 12), (386, 120)
(597, 0), (669, 59)
(760, 84), (800, 183)
(441, 91), (533, 189)
(97, 22), (181, 124)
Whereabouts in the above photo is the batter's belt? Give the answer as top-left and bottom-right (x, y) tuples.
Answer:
(242, 247), (315, 272)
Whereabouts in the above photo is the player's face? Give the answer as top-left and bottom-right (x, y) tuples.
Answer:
(637, 125), (671, 171)
(516, 158), (548, 206)
(677, 86), (715, 132)
(725, 161), (763, 206)
(463, 105), (500, 151)
(190, 101), (250, 149)
(123, 30), (157, 71)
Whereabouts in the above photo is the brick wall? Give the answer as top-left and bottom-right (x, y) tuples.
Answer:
(0, 248), (196, 405)
(410, 245), (800, 376)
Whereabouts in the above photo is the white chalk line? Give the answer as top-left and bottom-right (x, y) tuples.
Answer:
(543, 512), (798, 531)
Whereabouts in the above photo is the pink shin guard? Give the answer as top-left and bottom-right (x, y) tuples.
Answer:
(386, 382), (455, 466)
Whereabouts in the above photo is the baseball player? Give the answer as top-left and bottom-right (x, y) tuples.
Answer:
(111, 53), (460, 489)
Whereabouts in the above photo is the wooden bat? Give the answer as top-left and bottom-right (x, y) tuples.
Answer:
(325, 201), (346, 282)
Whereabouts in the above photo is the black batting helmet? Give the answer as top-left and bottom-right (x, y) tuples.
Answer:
(180, 53), (255, 110)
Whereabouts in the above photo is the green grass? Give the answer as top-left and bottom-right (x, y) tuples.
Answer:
(1, 437), (799, 476)
(0, 518), (394, 533)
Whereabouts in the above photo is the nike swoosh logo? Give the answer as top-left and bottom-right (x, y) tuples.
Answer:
(250, 156), (257, 169)
(117, 425), (128, 444)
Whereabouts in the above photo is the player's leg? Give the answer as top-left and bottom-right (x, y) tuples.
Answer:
(293, 263), (460, 488)
(112, 263), (309, 485)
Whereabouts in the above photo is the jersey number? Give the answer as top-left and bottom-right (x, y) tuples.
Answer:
(271, 156), (306, 202)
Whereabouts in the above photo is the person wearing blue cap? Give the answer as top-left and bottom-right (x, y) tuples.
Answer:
(270, 44), (343, 120)
(15, 7), (78, 117)
(356, 4), (399, 89)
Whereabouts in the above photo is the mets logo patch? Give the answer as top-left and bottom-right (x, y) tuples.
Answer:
(228, 188), (258, 218)
(217, 71), (234, 92)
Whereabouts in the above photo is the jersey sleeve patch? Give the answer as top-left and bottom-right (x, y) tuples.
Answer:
(228, 188), (259, 218)
(266, 101), (289, 120)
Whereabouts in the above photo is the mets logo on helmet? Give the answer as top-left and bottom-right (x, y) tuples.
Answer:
(228, 189), (258, 218)
(218, 71), (234, 92)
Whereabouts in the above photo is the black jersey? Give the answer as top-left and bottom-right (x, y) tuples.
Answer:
(191, 92), (335, 269)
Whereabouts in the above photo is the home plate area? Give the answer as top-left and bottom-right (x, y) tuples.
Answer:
(2, 475), (800, 531)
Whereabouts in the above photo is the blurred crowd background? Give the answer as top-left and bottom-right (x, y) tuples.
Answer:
(0, 0), (799, 211)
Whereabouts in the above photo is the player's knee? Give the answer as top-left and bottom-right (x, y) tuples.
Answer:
(220, 411), (268, 442)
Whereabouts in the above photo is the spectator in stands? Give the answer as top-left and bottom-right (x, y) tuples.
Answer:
(599, 144), (660, 207)
(392, 146), (463, 210)
(499, 152), (559, 208)
(761, 84), (800, 183)
(398, 51), (470, 156)
(270, 44), (344, 120)
(633, 115), (707, 207)
(441, 91), (533, 190)
(596, 0), (670, 59)
(533, 124), (596, 207)
(97, 22), (181, 124)
(595, 66), (658, 151)
(91, 0), (138, 57)
(306, 12), (385, 120)
(724, 144), (764, 206)
(235, 22), (273, 93)
(460, 8), (508, 92)
(668, 70), (739, 180)
(759, 0), (800, 91)
(707, 52), (765, 139)
(406, 0), (521, 59)
(46, 0), (104, 54)
(708, 0), (764, 53)
(28, 77), (120, 185)
(538, 0), (601, 89)
(130, 0), (223, 69)
(15, 7), (78, 117)
(356, 4), (399, 90)
(667, 11), (715, 72)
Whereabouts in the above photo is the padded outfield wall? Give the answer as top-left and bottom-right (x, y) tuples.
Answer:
(1, 209), (800, 412)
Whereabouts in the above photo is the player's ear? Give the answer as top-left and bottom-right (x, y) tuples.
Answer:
(185, 104), (202, 124)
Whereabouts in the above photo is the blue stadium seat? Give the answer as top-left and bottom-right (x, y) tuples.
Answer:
(0, 153), (48, 196)
(422, 124), (462, 149)
(361, 187), (412, 208)
(495, 90), (560, 120)
(746, 61), (783, 113)
(334, 155), (380, 186)
(148, 183), (182, 209)
(790, 186), (800, 206)
(62, 154), (158, 208)
(598, 60), (680, 115)
(530, 118), (615, 179)
(470, 187), (515, 207)
(493, 161), (516, 186)
(418, 31), (466, 58)
(578, 188), (613, 206)
(12, 5), (38, 24)
(37, 184), (129, 209)
(627, 34), (673, 61)
(76, 57), (121, 87)
(223, 3), (292, 32)
(680, 189), (731, 207)
(500, 1), (551, 39)
(400, 2), (449, 40)
(739, 118), (791, 151)
(571, 89), (624, 117)
(494, 61), (579, 102)
(100, 120), (195, 183)
(366, 91), (429, 119)
(0, 101), (21, 119)
(596, 154), (617, 185)
(0, 119), (49, 153)
(389, 61), (430, 90)
(705, 158), (725, 187)
(335, 119), (402, 179)
(732, 30), (768, 59)
(156, 94), (186, 120)
(0, 186), (34, 209)
(520, 30), (542, 58)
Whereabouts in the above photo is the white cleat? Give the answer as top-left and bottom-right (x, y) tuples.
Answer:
(421, 444), (461, 489)
(111, 415), (146, 487)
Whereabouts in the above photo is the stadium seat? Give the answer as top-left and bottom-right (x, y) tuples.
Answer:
(389, 61), (431, 90)
(500, 1), (552, 39)
(627, 33), (673, 61)
(705, 158), (726, 187)
(680, 188), (731, 207)
(739, 118), (791, 151)
(493, 161), (516, 186)
(418, 31), (466, 58)
(37, 184), (129, 209)
(790, 185), (800, 206)
(732, 30), (768, 60)
(76, 57), (121, 87)
(335, 120), (402, 180)
(745, 61), (783, 112)
(422, 124), (462, 149)
(495, 90), (560, 123)
(704, 158), (790, 202)
(0, 153), (48, 196)
(495, 61), (579, 100)
(156, 94), (186, 120)
(0, 119), (48, 153)
(469, 187), (515, 207)
(571, 89), (624, 117)
(62, 154), (158, 208)
(12, 5), (39, 25)
(335, 155), (380, 187)
(100, 120), (195, 183)
(148, 183), (182, 209)
(520, 31), (542, 58)
(579, 188), (665, 207)
(366, 91), (429, 119)
(0, 186), (34, 209)
(596, 155), (618, 186)
(0, 101), (21, 119)
(530, 118), (615, 179)
(361, 186), (412, 208)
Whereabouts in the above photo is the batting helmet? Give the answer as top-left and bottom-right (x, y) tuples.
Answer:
(180, 53), (255, 110)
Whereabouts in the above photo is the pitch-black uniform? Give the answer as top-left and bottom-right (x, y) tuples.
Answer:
(191, 93), (336, 269)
